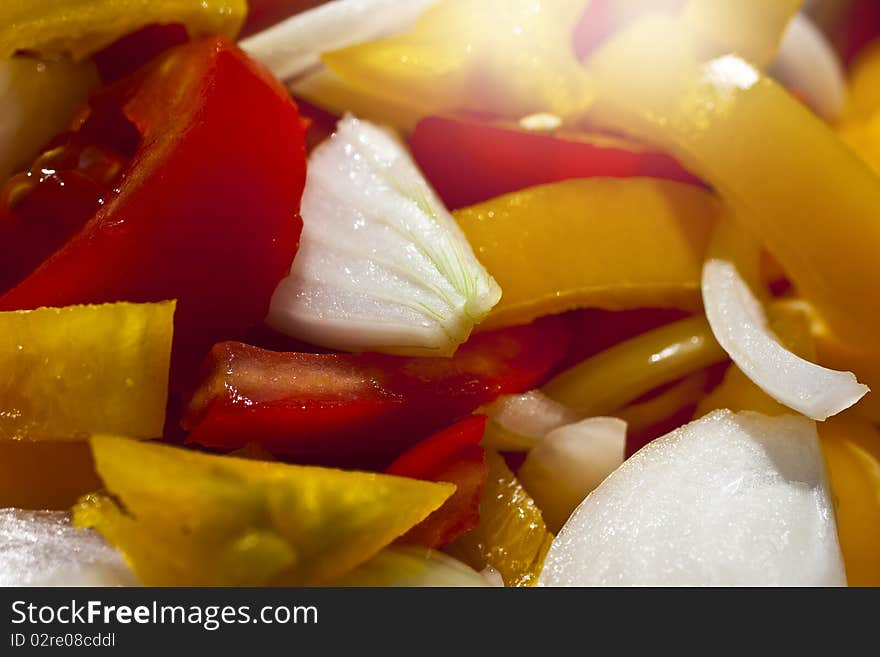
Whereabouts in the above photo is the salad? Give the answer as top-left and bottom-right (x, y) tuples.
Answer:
(0, 0), (878, 588)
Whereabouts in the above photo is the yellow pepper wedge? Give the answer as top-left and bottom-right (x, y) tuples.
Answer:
(0, 56), (98, 182)
(447, 450), (552, 587)
(453, 178), (720, 330)
(819, 416), (880, 587)
(0, 301), (174, 441)
(588, 16), (880, 353)
(322, 0), (593, 122)
(0, 440), (101, 510)
(543, 314), (727, 414)
(0, 0), (246, 61)
(74, 435), (454, 586)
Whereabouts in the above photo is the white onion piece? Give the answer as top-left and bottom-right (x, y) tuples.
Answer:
(329, 546), (489, 587)
(702, 258), (868, 420)
(540, 410), (846, 587)
(0, 510), (137, 586)
(483, 390), (581, 451)
(268, 115), (501, 356)
(772, 13), (846, 121)
(241, 0), (436, 82)
(518, 417), (626, 532)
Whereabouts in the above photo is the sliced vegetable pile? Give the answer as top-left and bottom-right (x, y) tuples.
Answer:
(1, 0), (879, 588)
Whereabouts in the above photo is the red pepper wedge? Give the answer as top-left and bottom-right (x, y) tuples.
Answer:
(386, 415), (488, 549)
(183, 315), (572, 467)
(0, 37), (307, 395)
(410, 116), (698, 210)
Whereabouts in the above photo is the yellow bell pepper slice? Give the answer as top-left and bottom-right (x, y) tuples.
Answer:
(0, 56), (98, 182)
(0, 301), (174, 441)
(323, 0), (593, 122)
(543, 314), (727, 415)
(447, 450), (552, 587)
(819, 415), (880, 587)
(0, 0), (246, 61)
(0, 440), (101, 510)
(73, 435), (454, 586)
(453, 178), (720, 330)
(588, 16), (880, 353)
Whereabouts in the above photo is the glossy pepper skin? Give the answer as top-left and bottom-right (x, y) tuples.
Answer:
(183, 316), (572, 468)
(588, 16), (880, 353)
(410, 116), (698, 210)
(386, 415), (488, 549)
(0, 37), (308, 395)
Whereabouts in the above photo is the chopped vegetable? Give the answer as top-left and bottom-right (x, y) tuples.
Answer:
(322, 0), (593, 121)
(0, 301), (174, 441)
(518, 417), (626, 532)
(267, 115), (500, 357)
(0, 0), (245, 60)
(448, 450), (553, 587)
(74, 434), (454, 586)
(0, 441), (100, 510)
(588, 16), (880, 352)
(540, 410), (846, 586)
(702, 255), (868, 420)
(0, 38), (307, 394)
(242, 0), (436, 82)
(386, 415), (487, 548)
(543, 314), (727, 415)
(330, 545), (488, 587)
(0, 56), (98, 182)
(184, 315), (571, 466)
(0, 509), (136, 586)
(453, 178), (720, 329)
(410, 116), (699, 210)
(481, 390), (580, 452)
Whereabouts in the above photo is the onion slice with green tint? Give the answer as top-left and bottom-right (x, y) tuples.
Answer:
(268, 115), (501, 356)
(701, 257), (868, 421)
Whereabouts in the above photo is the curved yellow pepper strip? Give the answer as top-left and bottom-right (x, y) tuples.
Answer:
(453, 178), (721, 330)
(323, 0), (593, 122)
(543, 314), (727, 415)
(0, 0), (246, 61)
(0, 301), (174, 441)
(588, 16), (880, 353)
(74, 435), (454, 586)
(617, 370), (709, 430)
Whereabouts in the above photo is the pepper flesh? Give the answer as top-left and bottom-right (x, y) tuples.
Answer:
(184, 316), (571, 467)
(0, 301), (174, 441)
(74, 434), (454, 586)
(0, 38), (307, 396)
(0, 0), (245, 61)
(386, 415), (488, 549)
(0, 440), (100, 510)
(588, 16), (880, 353)
(453, 178), (720, 330)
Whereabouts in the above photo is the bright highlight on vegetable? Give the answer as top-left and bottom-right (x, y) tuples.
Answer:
(702, 257), (868, 421)
(540, 410), (846, 587)
(268, 115), (501, 356)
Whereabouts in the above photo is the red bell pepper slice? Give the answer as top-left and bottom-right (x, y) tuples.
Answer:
(410, 116), (698, 210)
(386, 414), (488, 549)
(183, 315), (572, 467)
(93, 23), (190, 83)
(0, 37), (307, 395)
